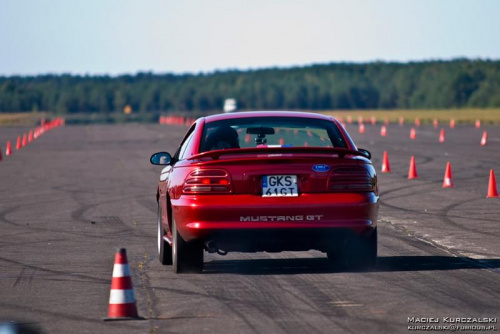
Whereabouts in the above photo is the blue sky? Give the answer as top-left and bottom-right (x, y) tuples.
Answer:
(1, 0), (499, 76)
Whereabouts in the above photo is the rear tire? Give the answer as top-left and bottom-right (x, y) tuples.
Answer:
(172, 217), (204, 273)
(327, 228), (377, 270)
(158, 205), (172, 265)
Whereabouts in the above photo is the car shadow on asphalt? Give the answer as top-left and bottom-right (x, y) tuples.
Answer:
(202, 256), (500, 275)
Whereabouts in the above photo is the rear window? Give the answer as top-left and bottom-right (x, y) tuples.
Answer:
(200, 117), (347, 153)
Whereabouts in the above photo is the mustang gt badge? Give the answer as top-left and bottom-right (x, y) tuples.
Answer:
(312, 164), (330, 172)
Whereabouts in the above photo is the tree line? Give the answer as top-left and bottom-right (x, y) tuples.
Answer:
(1, 59), (499, 114)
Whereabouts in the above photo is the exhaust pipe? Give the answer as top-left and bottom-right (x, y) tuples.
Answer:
(205, 240), (218, 253)
(204, 240), (228, 256)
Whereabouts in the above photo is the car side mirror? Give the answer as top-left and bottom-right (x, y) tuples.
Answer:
(357, 148), (371, 160)
(150, 152), (172, 165)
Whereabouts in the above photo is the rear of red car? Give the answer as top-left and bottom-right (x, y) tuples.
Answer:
(155, 112), (379, 273)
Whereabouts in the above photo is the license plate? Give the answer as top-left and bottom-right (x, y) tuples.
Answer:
(262, 175), (298, 197)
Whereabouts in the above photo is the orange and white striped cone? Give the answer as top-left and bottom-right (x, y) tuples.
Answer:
(480, 131), (488, 146)
(449, 118), (455, 129)
(442, 162), (454, 188)
(6, 141), (12, 156)
(475, 119), (481, 129)
(410, 128), (416, 140)
(380, 125), (387, 137)
(381, 151), (391, 173)
(439, 129), (445, 143)
(103, 248), (143, 321)
(359, 123), (365, 134)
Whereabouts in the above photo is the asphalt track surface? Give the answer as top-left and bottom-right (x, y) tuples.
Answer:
(0, 120), (499, 333)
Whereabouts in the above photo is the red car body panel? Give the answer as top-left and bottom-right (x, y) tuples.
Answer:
(171, 192), (378, 241)
(156, 111), (378, 254)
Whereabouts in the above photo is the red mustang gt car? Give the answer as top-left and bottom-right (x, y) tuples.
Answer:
(151, 111), (378, 273)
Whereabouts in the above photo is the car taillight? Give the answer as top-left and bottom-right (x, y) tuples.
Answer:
(183, 169), (232, 194)
(328, 166), (376, 192)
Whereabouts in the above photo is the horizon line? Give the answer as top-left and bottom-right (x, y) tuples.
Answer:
(1, 56), (499, 78)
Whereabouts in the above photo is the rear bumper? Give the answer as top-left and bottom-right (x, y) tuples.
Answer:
(171, 192), (379, 249)
(202, 228), (376, 253)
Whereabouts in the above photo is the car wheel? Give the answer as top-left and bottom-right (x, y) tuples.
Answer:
(327, 228), (377, 270)
(158, 205), (172, 265)
(172, 217), (204, 274)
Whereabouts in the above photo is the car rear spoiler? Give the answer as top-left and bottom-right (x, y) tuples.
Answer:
(188, 147), (369, 161)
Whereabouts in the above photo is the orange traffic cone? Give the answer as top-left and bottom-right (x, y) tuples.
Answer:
(22, 134), (27, 147)
(399, 117), (404, 126)
(487, 170), (499, 198)
(442, 162), (454, 188)
(439, 129), (445, 143)
(6, 141), (12, 156)
(480, 131), (488, 146)
(371, 116), (376, 125)
(415, 118), (420, 127)
(380, 125), (387, 137)
(381, 151), (391, 173)
(410, 128), (416, 140)
(103, 249), (142, 321)
(16, 136), (21, 150)
(475, 119), (481, 128)
(450, 119), (455, 129)
(433, 119), (439, 128)
(359, 123), (365, 134)
(347, 115), (352, 124)
(486, 169), (499, 198)
(408, 156), (418, 179)
(28, 130), (33, 142)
